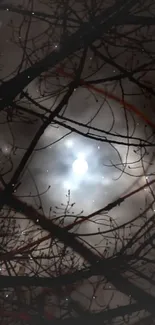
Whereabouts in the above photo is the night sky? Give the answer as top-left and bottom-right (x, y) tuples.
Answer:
(0, 0), (155, 323)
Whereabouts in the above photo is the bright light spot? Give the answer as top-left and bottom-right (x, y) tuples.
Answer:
(98, 146), (100, 149)
(5, 294), (8, 298)
(72, 158), (88, 176)
(63, 181), (71, 189)
(2, 144), (11, 155)
(65, 140), (73, 148)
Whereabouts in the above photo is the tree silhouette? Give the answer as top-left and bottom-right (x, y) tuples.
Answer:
(0, 0), (155, 324)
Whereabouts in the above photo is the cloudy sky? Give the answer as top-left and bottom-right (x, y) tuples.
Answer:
(0, 1), (155, 320)
(0, 1), (155, 225)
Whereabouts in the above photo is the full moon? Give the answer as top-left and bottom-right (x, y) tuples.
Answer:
(72, 158), (88, 176)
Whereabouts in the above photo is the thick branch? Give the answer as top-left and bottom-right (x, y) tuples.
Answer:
(1, 4), (155, 26)
(1, 186), (155, 315)
(0, 0), (135, 109)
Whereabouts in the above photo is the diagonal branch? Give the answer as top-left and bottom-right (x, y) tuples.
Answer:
(1, 184), (155, 315)
(0, 0), (135, 109)
(91, 45), (155, 97)
(1, 4), (154, 26)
